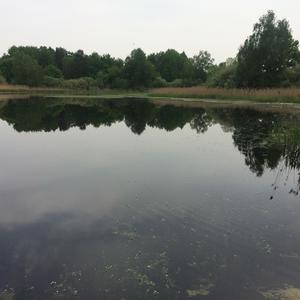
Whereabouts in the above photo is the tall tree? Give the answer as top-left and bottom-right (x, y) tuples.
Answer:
(191, 51), (214, 82)
(148, 49), (192, 82)
(236, 11), (300, 88)
(124, 49), (156, 88)
(11, 53), (43, 86)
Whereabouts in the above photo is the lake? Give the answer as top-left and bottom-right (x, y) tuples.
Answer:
(0, 97), (300, 300)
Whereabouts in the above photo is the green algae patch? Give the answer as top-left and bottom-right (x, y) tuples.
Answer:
(187, 282), (214, 297)
(127, 269), (156, 288)
(260, 286), (300, 300)
(112, 230), (139, 240)
(0, 290), (15, 300)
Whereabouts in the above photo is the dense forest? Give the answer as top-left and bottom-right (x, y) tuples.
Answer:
(0, 11), (299, 89)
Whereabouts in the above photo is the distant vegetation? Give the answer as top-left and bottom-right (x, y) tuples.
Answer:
(0, 11), (299, 90)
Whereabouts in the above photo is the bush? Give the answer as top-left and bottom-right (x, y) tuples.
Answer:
(207, 64), (237, 88)
(43, 76), (63, 87)
(95, 71), (105, 88)
(12, 53), (43, 86)
(167, 79), (184, 87)
(44, 65), (63, 78)
(111, 78), (129, 89)
(152, 77), (168, 88)
(61, 77), (97, 90)
(286, 64), (300, 86)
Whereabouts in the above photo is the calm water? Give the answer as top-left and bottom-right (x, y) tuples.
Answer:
(0, 97), (300, 300)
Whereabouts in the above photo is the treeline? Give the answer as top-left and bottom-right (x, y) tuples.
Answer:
(0, 11), (300, 89)
(0, 46), (214, 89)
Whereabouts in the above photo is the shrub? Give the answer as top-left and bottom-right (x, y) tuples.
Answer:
(43, 76), (63, 87)
(44, 65), (63, 78)
(286, 64), (300, 86)
(12, 53), (43, 86)
(207, 64), (237, 88)
(152, 77), (168, 88)
(167, 79), (184, 87)
(111, 78), (129, 89)
(61, 77), (97, 90)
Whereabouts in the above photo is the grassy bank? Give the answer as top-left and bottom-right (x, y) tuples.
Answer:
(149, 87), (300, 103)
(0, 84), (66, 94)
(0, 84), (144, 97)
(2, 84), (300, 104)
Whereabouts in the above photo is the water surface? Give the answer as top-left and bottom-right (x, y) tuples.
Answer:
(0, 97), (300, 300)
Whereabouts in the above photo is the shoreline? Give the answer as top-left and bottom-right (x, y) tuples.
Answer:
(1, 85), (300, 105)
(1, 93), (300, 114)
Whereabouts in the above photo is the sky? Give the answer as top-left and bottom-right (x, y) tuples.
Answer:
(1, 0), (300, 62)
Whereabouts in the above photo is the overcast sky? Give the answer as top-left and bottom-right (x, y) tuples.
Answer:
(1, 0), (300, 62)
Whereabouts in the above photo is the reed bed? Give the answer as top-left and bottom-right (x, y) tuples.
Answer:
(0, 84), (29, 91)
(150, 87), (300, 103)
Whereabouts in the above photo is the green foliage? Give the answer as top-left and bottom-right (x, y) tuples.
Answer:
(44, 64), (63, 78)
(37, 46), (55, 67)
(208, 63), (237, 88)
(236, 11), (300, 88)
(124, 49), (156, 88)
(152, 77), (168, 88)
(62, 50), (89, 79)
(110, 77), (129, 89)
(191, 51), (214, 83)
(55, 47), (68, 70)
(286, 64), (300, 86)
(168, 79), (185, 87)
(0, 56), (14, 83)
(12, 53), (43, 86)
(148, 49), (193, 82)
(61, 77), (97, 90)
(0, 12), (298, 90)
(43, 76), (63, 87)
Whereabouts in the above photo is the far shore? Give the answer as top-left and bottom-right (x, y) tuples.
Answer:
(1, 84), (300, 106)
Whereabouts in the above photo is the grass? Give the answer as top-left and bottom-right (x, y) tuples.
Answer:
(0, 84), (64, 94)
(149, 87), (300, 103)
(0, 84), (143, 97)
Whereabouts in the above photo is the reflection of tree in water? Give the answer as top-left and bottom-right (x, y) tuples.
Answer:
(212, 107), (300, 198)
(0, 98), (212, 135)
(123, 100), (155, 135)
(269, 125), (300, 198)
(213, 108), (284, 176)
(1, 98), (300, 183)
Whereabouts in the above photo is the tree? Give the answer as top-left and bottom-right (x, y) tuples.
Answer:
(12, 53), (43, 86)
(44, 64), (63, 78)
(192, 51), (214, 82)
(124, 48), (156, 88)
(55, 47), (68, 70)
(207, 62), (237, 88)
(63, 50), (89, 79)
(37, 47), (55, 67)
(148, 49), (192, 82)
(236, 11), (300, 88)
(286, 63), (300, 86)
(0, 55), (14, 83)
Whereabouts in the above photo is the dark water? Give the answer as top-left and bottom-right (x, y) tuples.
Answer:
(0, 97), (300, 300)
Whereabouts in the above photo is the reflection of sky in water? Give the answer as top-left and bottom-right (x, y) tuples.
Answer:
(0, 121), (243, 226)
(0, 104), (300, 300)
